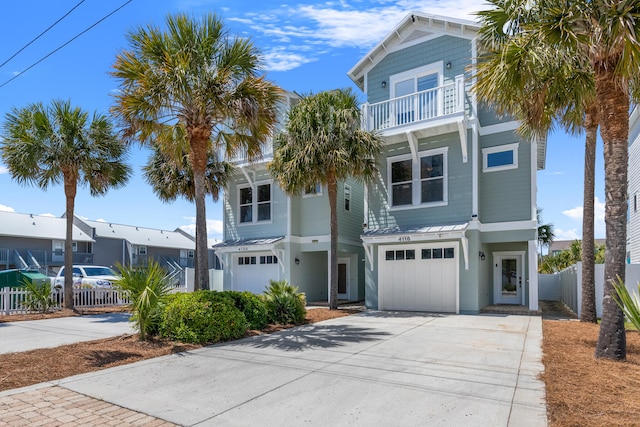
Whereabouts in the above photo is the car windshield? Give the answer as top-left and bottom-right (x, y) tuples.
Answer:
(83, 267), (116, 277)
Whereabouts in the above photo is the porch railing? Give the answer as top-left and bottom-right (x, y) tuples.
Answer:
(361, 75), (465, 132)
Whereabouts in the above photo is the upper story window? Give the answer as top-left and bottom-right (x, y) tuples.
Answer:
(239, 182), (272, 224)
(388, 147), (448, 208)
(482, 143), (519, 172)
(344, 184), (351, 212)
(304, 183), (322, 197)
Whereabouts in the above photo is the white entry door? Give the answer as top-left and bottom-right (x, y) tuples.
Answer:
(493, 252), (524, 305)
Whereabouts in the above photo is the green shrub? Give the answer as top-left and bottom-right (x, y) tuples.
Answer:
(160, 291), (247, 344)
(114, 260), (173, 341)
(262, 280), (306, 325)
(224, 291), (269, 330)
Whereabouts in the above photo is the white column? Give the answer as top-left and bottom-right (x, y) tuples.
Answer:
(528, 240), (539, 311)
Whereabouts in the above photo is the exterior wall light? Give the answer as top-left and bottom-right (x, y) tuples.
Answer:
(295, 257), (300, 265)
(381, 81), (387, 89)
(479, 251), (486, 261)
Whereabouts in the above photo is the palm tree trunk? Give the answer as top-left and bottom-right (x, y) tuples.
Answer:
(190, 136), (210, 291)
(581, 107), (597, 323)
(63, 173), (77, 310)
(594, 68), (628, 360)
(328, 173), (339, 310)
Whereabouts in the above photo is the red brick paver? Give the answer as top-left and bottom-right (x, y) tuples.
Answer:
(0, 386), (175, 427)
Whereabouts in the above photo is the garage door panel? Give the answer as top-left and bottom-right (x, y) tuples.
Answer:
(379, 244), (457, 313)
(235, 252), (279, 294)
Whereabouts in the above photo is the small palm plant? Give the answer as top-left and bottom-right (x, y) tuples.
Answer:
(262, 280), (306, 325)
(21, 278), (57, 313)
(612, 276), (640, 332)
(115, 260), (173, 340)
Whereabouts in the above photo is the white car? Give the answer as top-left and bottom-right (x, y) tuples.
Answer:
(54, 265), (119, 289)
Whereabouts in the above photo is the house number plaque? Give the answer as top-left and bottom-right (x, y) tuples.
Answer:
(398, 236), (411, 242)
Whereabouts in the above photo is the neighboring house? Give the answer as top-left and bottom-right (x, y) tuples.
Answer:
(72, 217), (197, 271)
(549, 239), (606, 257)
(0, 211), (94, 273)
(348, 13), (545, 313)
(628, 106), (640, 264)
(214, 91), (366, 302)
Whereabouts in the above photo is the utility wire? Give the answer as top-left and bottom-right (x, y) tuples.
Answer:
(0, 0), (87, 69)
(0, 0), (133, 89)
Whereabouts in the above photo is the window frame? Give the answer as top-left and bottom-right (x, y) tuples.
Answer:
(389, 62), (444, 99)
(482, 143), (519, 173)
(237, 180), (273, 225)
(344, 184), (351, 212)
(387, 147), (448, 210)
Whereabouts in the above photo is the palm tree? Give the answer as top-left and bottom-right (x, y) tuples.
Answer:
(475, 0), (640, 359)
(536, 209), (555, 263)
(143, 145), (235, 204)
(111, 13), (281, 291)
(1, 100), (131, 309)
(474, 0), (600, 323)
(269, 89), (383, 309)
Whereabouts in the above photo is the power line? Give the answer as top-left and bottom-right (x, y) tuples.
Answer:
(0, 0), (133, 89)
(0, 0), (87, 69)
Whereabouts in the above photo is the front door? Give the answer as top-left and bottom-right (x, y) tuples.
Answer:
(338, 260), (349, 300)
(493, 252), (524, 305)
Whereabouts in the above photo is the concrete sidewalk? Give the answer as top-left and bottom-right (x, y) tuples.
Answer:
(0, 311), (547, 426)
(0, 313), (134, 354)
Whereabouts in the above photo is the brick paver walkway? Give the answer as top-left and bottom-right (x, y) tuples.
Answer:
(0, 386), (175, 427)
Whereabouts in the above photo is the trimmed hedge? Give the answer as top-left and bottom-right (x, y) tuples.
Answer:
(159, 291), (246, 344)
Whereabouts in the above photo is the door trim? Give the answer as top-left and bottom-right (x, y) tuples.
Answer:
(492, 251), (525, 305)
(338, 258), (350, 300)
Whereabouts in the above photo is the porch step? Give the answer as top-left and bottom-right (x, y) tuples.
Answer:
(480, 305), (541, 316)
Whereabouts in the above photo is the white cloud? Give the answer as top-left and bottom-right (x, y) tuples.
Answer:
(0, 204), (15, 212)
(39, 213), (56, 218)
(263, 50), (318, 72)
(554, 228), (581, 241)
(95, 218), (107, 222)
(0, 166), (8, 175)
(179, 217), (223, 240)
(560, 196), (606, 239)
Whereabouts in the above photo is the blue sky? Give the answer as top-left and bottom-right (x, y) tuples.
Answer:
(0, 0), (604, 242)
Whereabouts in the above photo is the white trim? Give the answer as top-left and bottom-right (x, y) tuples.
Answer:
(302, 183), (323, 197)
(460, 235), (469, 270)
(528, 240), (539, 310)
(478, 121), (519, 136)
(457, 118), (468, 163)
(343, 183), (351, 212)
(338, 257), (351, 299)
(361, 230), (466, 245)
(471, 122), (479, 218)
(387, 146), (448, 209)
(482, 142), (519, 173)
(531, 137), (538, 222)
(467, 219), (537, 233)
(390, 61), (444, 98)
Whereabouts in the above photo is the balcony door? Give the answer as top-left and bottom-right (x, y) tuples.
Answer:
(391, 62), (443, 125)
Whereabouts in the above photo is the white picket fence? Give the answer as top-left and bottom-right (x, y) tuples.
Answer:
(0, 287), (130, 315)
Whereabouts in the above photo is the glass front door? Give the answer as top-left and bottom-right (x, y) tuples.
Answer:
(493, 253), (523, 304)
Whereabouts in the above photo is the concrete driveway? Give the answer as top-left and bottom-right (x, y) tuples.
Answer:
(0, 313), (133, 354)
(14, 311), (547, 426)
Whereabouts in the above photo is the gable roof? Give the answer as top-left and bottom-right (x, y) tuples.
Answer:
(82, 219), (195, 250)
(0, 211), (94, 242)
(348, 12), (479, 91)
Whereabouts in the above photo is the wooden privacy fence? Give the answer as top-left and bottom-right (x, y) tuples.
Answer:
(0, 287), (130, 315)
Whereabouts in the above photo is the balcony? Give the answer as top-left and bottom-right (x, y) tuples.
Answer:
(361, 75), (466, 143)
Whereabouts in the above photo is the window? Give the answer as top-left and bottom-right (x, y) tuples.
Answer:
(239, 182), (272, 224)
(482, 143), (519, 172)
(260, 255), (278, 264)
(238, 256), (256, 265)
(304, 183), (322, 196)
(390, 62), (443, 123)
(138, 246), (147, 256)
(344, 184), (351, 212)
(71, 242), (78, 252)
(421, 247), (454, 259)
(388, 147), (448, 208)
(385, 249), (415, 261)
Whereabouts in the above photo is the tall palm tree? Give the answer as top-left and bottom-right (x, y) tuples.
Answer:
(474, 0), (600, 323)
(475, 0), (640, 359)
(111, 13), (281, 290)
(1, 100), (131, 309)
(269, 89), (383, 309)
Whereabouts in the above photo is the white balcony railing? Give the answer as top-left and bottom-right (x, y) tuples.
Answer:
(362, 75), (465, 132)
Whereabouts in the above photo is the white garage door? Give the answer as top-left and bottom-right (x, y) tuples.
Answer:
(234, 252), (279, 294)
(379, 244), (457, 312)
